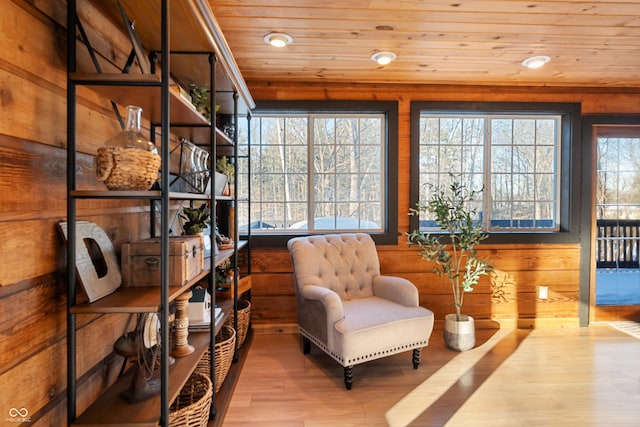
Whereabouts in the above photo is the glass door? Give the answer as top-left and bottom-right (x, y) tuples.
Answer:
(593, 125), (640, 320)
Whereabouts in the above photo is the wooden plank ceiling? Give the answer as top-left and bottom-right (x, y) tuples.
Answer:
(209, 0), (640, 88)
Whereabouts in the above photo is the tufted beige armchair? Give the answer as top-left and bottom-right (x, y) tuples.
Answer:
(287, 233), (434, 389)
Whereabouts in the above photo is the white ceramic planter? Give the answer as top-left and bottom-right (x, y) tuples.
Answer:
(443, 313), (476, 351)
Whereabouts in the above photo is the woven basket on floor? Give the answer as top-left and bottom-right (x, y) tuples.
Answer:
(195, 325), (236, 393)
(167, 372), (212, 427)
(225, 300), (251, 347)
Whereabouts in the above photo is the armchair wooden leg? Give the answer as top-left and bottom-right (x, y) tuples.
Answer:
(412, 348), (421, 369)
(344, 366), (353, 390)
(302, 336), (311, 354)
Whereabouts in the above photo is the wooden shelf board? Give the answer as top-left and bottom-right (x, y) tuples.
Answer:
(70, 72), (160, 84)
(73, 332), (210, 427)
(70, 190), (223, 201)
(70, 269), (211, 314)
(216, 275), (252, 301)
(213, 240), (248, 268)
(215, 127), (235, 147)
(70, 190), (157, 199)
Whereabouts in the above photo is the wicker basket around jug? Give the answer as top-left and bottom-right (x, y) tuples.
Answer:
(96, 105), (161, 191)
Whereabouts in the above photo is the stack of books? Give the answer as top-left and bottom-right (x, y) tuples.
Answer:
(189, 306), (223, 331)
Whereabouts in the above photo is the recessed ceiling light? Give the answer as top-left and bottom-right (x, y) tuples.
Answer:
(371, 51), (397, 65)
(521, 55), (551, 69)
(264, 32), (293, 47)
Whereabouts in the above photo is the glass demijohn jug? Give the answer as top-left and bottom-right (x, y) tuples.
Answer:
(95, 105), (162, 191)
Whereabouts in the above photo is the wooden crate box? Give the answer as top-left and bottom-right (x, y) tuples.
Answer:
(121, 235), (204, 287)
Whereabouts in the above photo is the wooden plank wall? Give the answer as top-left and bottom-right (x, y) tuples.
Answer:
(246, 80), (640, 331)
(0, 0), (639, 425)
(250, 243), (581, 331)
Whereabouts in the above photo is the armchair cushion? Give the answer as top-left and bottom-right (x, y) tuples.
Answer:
(335, 296), (432, 365)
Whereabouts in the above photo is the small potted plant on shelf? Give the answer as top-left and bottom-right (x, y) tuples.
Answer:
(180, 203), (210, 235)
(407, 175), (492, 352)
(189, 84), (211, 121)
(216, 155), (235, 196)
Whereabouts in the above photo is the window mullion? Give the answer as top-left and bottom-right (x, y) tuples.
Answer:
(511, 118), (515, 228)
(335, 117), (340, 226)
(281, 117), (289, 229)
(484, 115), (492, 230)
(308, 114), (315, 231)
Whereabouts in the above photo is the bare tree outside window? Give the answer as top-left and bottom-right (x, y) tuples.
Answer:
(237, 112), (386, 234)
(596, 135), (640, 221)
(418, 113), (561, 231)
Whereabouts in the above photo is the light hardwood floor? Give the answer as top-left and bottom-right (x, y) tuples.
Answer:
(220, 324), (640, 427)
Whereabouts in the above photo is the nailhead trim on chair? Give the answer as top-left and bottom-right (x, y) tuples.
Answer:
(300, 328), (428, 367)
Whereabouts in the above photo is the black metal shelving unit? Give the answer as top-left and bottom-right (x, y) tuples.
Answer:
(65, 1), (254, 426)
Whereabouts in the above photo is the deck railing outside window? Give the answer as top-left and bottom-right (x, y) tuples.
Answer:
(596, 219), (640, 268)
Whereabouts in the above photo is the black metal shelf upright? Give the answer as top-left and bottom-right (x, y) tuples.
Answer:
(66, 2), (77, 423)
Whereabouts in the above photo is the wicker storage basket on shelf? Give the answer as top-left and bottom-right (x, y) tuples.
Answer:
(195, 325), (236, 393)
(167, 372), (212, 427)
(225, 300), (251, 347)
(96, 146), (161, 191)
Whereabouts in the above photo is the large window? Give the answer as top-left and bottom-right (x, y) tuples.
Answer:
(237, 101), (398, 245)
(410, 102), (581, 241)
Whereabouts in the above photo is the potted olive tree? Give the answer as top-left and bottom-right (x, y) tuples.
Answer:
(407, 176), (492, 351)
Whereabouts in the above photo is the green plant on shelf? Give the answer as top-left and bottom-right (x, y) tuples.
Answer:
(180, 203), (210, 235)
(216, 155), (235, 185)
(189, 84), (211, 121)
